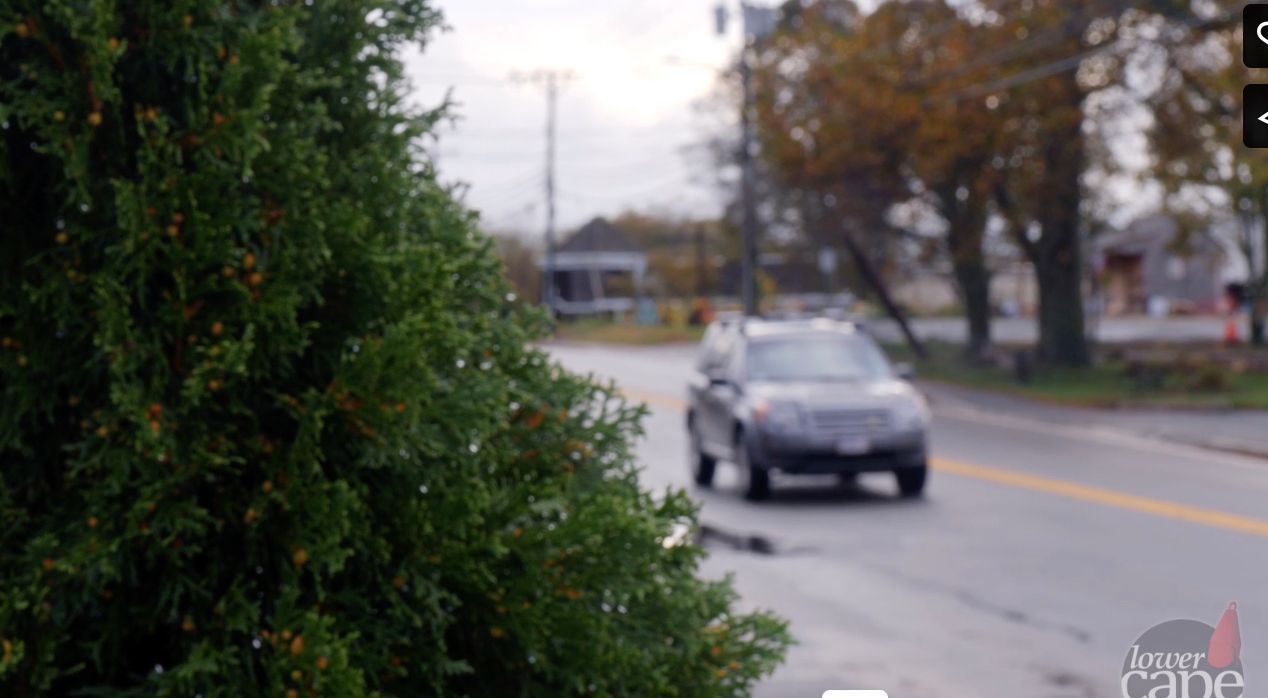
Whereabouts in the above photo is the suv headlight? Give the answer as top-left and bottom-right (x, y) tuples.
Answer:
(892, 395), (930, 431)
(753, 399), (803, 434)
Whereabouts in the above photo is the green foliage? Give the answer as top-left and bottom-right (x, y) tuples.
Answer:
(0, 2), (789, 695)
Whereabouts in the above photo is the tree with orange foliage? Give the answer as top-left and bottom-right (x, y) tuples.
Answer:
(754, 0), (1004, 357)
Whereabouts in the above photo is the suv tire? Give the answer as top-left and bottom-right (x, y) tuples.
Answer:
(895, 465), (928, 497)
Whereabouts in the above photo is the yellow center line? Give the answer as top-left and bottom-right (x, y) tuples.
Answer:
(622, 386), (690, 412)
(931, 458), (1268, 539)
(619, 386), (1268, 540)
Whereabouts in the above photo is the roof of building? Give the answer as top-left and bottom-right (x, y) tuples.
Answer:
(557, 217), (641, 254)
(1096, 215), (1219, 255)
(1095, 215), (1177, 252)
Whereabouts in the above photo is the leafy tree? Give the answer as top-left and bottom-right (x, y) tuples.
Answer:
(974, 0), (1225, 364)
(1139, 13), (1266, 342)
(0, 2), (789, 696)
(754, 0), (1002, 356)
(608, 212), (721, 299)
(491, 232), (543, 307)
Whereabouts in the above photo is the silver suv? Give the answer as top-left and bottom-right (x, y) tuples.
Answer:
(686, 317), (929, 500)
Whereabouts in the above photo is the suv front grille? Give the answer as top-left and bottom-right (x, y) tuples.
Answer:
(807, 408), (891, 437)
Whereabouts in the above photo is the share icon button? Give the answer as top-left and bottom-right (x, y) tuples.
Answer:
(1245, 4), (1268, 67)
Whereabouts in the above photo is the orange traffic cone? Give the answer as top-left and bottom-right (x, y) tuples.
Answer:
(1208, 601), (1241, 669)
(1224, 318), (1240, 345)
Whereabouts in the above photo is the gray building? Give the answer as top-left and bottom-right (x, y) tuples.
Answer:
(1095, 216), (1226, 316)
(543, 218), (648, 317)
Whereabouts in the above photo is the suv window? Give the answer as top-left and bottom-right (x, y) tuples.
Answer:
(747, 334), (892, 382)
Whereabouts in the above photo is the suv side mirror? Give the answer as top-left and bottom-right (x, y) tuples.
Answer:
(894, 362), (915, 380)
(708, 372), (731, 387)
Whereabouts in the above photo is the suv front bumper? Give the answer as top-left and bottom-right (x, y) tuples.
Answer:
(750, 429), (927, 474)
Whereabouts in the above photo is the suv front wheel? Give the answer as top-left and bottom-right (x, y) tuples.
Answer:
(895, 465), (928, 497)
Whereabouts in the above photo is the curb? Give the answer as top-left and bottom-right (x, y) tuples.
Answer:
(923, 387), (1268, 464)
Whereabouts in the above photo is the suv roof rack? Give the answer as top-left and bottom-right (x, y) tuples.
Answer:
(711, 312), (862, 338)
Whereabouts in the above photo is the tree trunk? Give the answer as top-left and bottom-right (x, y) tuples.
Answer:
(952, 260), (992, 359)
(838, 222), (927, 359)
(941, 186), (992, 362)
(1034, 252), (1089, 366)
(1030, 75), (1090, 367)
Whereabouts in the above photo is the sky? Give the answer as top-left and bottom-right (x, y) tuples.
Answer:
(403, 1), (748, 240)
(400, 0), (1167, 251)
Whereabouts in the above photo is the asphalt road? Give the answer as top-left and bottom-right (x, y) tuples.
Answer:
(548, 342), (1268, 698)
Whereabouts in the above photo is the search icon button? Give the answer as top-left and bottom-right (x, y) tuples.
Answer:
(1245, 5), (1268, 67)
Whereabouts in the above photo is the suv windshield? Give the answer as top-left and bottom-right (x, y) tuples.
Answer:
(746, 335), (893, 382)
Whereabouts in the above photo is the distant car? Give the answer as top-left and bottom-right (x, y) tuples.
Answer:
(686, 317), (929, 500)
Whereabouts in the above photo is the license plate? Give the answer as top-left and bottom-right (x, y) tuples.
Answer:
(835, 436), (870, 455)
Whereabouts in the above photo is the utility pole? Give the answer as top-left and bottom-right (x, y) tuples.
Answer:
(719, 3), (775, 317)
(513, 69), (574, 316)
(695, 223), (708, 297)
(738, 55), (758, 316)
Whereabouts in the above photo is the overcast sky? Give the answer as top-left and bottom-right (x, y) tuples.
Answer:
(403, 1), (748, 239)
(401, 0), (1166, 249)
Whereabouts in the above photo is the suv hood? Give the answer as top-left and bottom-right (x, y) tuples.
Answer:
(748, 379), (920, 409)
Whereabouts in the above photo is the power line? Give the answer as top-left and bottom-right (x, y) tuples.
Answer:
(556, 169), (705, 200)
(475, 171), (544, 201)
(622, 2), (704, 47)
(929, 3), (1239, 103)
(433, 145), (697, 168)
(412, 71), (513, 86)
(917, 15), (1090, 86)
(435, 126), (691, 140)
